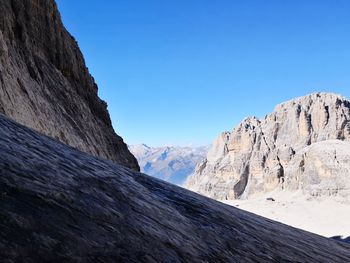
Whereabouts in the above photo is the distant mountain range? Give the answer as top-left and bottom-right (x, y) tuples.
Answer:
(129, 144), (209, 185)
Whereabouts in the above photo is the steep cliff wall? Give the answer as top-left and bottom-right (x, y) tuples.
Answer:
(186, 93), (350, 200)
(0, 0), (139, 170)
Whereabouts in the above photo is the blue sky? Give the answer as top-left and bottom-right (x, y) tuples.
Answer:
(56, 0), (350, 146)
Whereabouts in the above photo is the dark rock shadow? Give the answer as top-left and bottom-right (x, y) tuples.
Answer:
(332, 236), (350, 244)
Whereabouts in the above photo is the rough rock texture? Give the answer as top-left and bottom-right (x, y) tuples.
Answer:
(186, 93), (350, 200)
(285, 140), (350, 199)
(1, 114), (350, 262)
(0, 0), (139, 170)
(129, 144), (209, 185)
(333, 236), (350, 244)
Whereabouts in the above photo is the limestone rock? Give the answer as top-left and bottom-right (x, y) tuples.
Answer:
(186, 93), (350, 200)
(285, 140), (350, 199)
(0, 0), (139, 170)
(1, 113), (350, 262)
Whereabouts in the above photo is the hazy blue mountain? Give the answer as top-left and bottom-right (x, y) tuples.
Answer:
(129, 144), (209, 185)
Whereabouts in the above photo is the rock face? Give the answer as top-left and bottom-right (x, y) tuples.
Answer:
(0, 0), (139, 170)
(129, 144), (208, 185)
(1, 114), (350, 262)
(186, 93), (350, 200)
(285, 140), (350, 199)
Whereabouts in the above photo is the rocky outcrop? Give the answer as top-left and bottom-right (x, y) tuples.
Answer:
(186, 93), (350, 200)
(0, 0), (139, 170)
(285, 140), (350, 198)
(1, 114), (350, 262)
(129, 144), (209, 185)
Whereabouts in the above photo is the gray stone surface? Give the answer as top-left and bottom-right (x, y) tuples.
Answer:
(0, 0), (139, 170)
(186, 93), (350, 200)
(1, 113), (350, 262)
(285, 140), (350, 199)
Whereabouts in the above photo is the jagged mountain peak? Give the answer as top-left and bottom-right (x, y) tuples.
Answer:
(275, 92), (347, 110)
(186, 93), (350, 200)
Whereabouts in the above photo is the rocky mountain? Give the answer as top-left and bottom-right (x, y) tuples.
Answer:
(1, 113), (350, 262)
(186, 93), (350, 200)
(129, 144), (208, 185)
(0, 0), (138, 170)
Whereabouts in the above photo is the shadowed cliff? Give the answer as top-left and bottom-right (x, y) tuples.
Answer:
(0, 0), (139, 170)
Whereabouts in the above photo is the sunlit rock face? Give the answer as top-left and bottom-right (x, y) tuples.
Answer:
(285, 140), (350, 198)
(1, 113), (350, 262)
(186, 93), (350, 200)
(0, 0), (139, 170)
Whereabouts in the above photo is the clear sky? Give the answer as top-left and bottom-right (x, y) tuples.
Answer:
(56, 0), (350, 146)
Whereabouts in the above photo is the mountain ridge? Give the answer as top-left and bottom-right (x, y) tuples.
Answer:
(130, 144), (208, 185)
(186, 92), (350, 200)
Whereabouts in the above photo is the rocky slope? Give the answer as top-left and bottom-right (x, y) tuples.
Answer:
(186, 93), (350, 200)
(0, 0), (138, 170)
(129, 144), (208, 185)
(1, 114), (350, 262)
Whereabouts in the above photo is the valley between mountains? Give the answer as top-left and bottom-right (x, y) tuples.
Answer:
(136, 93), (350, 240)
(0, 0), (349, 261)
